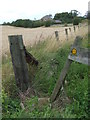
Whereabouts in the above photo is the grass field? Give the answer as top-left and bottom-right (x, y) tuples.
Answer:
(2, 25), (89, 118)
(1, 23), (88, 55)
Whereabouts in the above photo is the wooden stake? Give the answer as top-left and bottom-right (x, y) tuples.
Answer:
(50, 59), (72, 102)
(55, 31), (59, 41)
(8, 35), (30, 92)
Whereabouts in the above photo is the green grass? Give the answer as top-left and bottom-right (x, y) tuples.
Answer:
(81, 34), (88, 48)
(2, 34), (89, 118)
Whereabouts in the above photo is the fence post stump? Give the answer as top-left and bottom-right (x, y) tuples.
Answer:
(55, 31), (59, 41)
(65, 28), (68, 41)
(8, 35), (30, 92)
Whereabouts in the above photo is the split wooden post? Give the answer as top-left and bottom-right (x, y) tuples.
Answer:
(50, 36), (83, 102)
(65, 28), (68, 41)
(55, 31), (59, 41)
(8, 35), (30, 92)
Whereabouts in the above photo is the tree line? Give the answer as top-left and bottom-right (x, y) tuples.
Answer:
(3, 10), (86, 28)
(54, 10), (84, 24)
(3, 19), (54, 28)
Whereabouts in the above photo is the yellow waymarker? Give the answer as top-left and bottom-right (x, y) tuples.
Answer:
(72, 48), (77, 55)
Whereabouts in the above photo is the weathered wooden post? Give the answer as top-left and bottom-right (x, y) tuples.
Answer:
(55, 31), (59, 41)
(65, 28), (68, 41)
(8, 35), (30, 92)
(50, 36), (83, 102)
(74, 26), (76, 32)
(69, 28), (71, 32)
(78, 25), (79, 29)
(50, 59), (72, 102)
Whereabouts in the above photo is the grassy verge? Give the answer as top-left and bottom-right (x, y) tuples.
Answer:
(2, 34), (88, 118)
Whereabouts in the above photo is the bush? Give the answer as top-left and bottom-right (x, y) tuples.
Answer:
(64, 23), (68, 27)
(45, 20), (52, 27)
(73, 17), (80, 25)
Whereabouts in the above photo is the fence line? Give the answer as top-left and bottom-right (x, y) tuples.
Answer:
(34, 24), (84, 45)
(1, 23), (87, 107)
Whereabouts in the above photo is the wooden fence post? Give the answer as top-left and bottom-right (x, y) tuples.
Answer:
(50, 59), (72, 102)
(8, 35), (30, 92)
(74, 26), (76, 32)
(69, 28), (71, 32)
(50, 36), (82, 102)
(78, 25), (79, 29)
(65, 28), (68, 41)
(55, 31), (59, 41)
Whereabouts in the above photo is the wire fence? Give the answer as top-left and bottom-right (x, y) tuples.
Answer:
(24, 24), (88, 94)
(33, 24), (87, 46)
(2, 23), (88, 96)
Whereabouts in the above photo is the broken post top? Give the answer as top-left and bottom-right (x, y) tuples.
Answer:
(73, 36), (83, 47)
(8, 35), (30, 92)
(71, 36), (83, 56)
(8, 35), (24, 50)
(68, 36), (90, 66)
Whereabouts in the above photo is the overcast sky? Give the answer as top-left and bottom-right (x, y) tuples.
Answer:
(0, 0), (89, 24)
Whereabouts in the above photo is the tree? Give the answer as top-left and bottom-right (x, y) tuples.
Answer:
(45, 20), (52, 27)
(54, 10), (82, 24)
(73, 17), (80, 25)
(84, 11), (90, 19)
(54, 12), (73, 23)
(70, 10), (80, 17)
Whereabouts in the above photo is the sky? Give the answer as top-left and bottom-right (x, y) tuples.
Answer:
(0, 0), (89, 24)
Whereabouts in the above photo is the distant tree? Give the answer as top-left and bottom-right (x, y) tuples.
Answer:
(3, 10), (84, 28)
(54, 10), (82, 24)
(3, 22), (10, 25)
(70, 10), (80, 17)
(84, 11), (90, 19)
(73, 17), (81, 25)
(3, 22), (6, 25)
(11, 19), (33, 28)
(45, 20), (52, 27)
(54, 12), (73, 23)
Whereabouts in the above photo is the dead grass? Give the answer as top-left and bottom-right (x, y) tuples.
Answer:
(1, 24), (88, 55)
